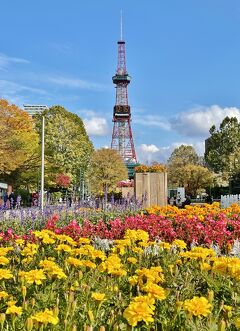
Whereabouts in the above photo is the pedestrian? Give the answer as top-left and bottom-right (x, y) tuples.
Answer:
(3, 192), (8, 208)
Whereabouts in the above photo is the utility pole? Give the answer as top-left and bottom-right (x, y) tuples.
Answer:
(24, 105), (48, 212)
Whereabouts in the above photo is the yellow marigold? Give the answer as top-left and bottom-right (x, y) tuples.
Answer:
(7, 300), (17, 306)
(183, 296), (212, 317)
(6, 305), (22, 316)
(0, 247), (13, 256)
(19, 269), (46, 285)
(39, 259), (67, 279)
(129, 275), (139, 286)
(21, 243), (38, 257)
(172, 239), (187, 249)
(42, 235), (55, 244)
(127, 257), (138, 265)
(142, 283), (167, 300)
(0, 291), (8, 300)
(0, 256), (9, 266)
(124, 229), (149, 243)
(90, 250), (106, 261)
(201, 262), (211, 271)
(79, 237), (91, 244)
(15, 239), (25, 246)
(159, 242), (171, 250)
(123, 296), (155, 327)
(91, 292), (105, 301)
(132, 247), (144, 254)
(56, 234), (76, 246)
(31, 308), (59, 325)
(234, 318), (240, 328)
(55, 244), (72, 252)
(0, 268), (13, 280)
(83, 260), (96, 269)
(66, 257), (84, 268)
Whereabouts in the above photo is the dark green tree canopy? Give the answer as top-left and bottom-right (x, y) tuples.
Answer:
(205, 116), (240, 178)
(35, 105), (94, 187)
(168, 145), (199, 168)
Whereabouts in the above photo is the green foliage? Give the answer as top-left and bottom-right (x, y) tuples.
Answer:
(34, 105), (94, 188)
(205, 116), (240, 180)
(168, 145), (213, 195)
(87, 148), (128, 194)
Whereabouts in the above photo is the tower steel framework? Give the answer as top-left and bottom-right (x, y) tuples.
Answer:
(111, 29), (137, 165)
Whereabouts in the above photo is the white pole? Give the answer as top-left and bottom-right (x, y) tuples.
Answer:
(41, 115), (45, 212)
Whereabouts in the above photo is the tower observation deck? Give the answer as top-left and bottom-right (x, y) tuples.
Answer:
(111, 22), (137, 171)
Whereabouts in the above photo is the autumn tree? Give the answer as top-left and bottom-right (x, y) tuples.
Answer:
(168, 145), (213, 196)
(205, 116), (240, 180)
(87, 148), (128, 195)
(34, 105), (93, 188)
(0, 99), (39, 185)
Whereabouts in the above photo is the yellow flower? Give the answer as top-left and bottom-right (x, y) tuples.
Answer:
(66, 257), (84, 268)
(0, 247), (13, 256)
(0, 268), (13, 280)
(15, 239), (25, 246)
(19, 269), (46, 285)
(7, 300), (17, 306)
(91, 292), (105, 301)
(172, 239), (187, 249)
(79, 238), (91, 244)
(142, 283), (167, 300)
(183, 296), (212, 317)
(0, 291), (8, 300)
(123, 296), (155, 327)
(159, 242), (171, 250)
(82, 260), (96, 269)
(42, 235), (55, 244)
(127, 257), (138, 265)
(21, 243), (38, 257)
(234, 318), (240, 328)
(0, 256), (9, 266)
(6, 305), (22, 316)
(55, 244), (72, 252)
(31, 308), (59, 325)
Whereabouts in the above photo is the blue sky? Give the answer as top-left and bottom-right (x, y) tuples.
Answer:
(1, 0), (240, 162)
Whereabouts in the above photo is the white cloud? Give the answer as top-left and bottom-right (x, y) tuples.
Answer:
(171, 105), (240, 137)
(138, 141), (204, 164)
(0, 53), (29, 70)
(135, 114), (171, 130)
(140, 144), (160, 153)
(47, 76), (107, 91)
(83, 117), (109, 136)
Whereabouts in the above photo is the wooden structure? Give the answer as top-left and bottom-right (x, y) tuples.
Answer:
(135, 172), (168, 207)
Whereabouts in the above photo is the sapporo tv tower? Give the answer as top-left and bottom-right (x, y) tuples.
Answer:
(111, 14), (137, 178)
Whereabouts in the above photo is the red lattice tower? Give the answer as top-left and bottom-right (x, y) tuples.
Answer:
(111, 31), (137, 164)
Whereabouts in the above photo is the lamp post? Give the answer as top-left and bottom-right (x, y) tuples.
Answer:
(40, 114), (45, 212)
(23, 105), (48, 212)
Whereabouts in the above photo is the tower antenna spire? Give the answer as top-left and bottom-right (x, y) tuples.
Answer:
(120, 10), (123, 40)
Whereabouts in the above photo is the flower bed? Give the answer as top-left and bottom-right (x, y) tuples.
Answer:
(0, 229), (240, 330)
(1, 203), (240, 252)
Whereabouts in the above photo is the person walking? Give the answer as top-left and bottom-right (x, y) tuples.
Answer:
(3, 192), (8, 208)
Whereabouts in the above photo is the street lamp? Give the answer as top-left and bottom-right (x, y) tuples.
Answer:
(23, 105), (49, 212)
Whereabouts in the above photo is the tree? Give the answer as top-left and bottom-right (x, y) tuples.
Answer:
(0, 99), (39, 181)
(182, 164), (213, 196)
(205, 116), (240, 180)
(34, 105), (94, 188)
(87, 148), (128, 195)
(168, 145), (213, 196)
(168, 145), (199, 168)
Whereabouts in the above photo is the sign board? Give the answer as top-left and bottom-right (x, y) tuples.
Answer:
(0, 182), (8, 189)
(23, 105), (48, 116)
